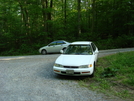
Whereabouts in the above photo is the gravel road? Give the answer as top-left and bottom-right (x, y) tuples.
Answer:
(0, 48), (134, 101)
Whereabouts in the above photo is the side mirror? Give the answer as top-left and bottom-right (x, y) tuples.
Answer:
(94, 51), (99, 54)
(60, 50), (64, 54)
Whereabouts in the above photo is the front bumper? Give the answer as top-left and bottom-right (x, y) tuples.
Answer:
(53, 66), (94, 76)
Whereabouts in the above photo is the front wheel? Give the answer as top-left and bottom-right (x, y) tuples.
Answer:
(41, 50), (47, 55)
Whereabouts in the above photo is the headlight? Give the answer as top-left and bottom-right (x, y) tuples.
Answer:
(79, 64), (92, 68)
(54, 63), (63, 68)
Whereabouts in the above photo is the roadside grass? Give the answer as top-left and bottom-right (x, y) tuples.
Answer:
(78, 51), (134, 100)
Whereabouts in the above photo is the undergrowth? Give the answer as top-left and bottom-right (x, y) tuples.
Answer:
(79, 51), (134, 101)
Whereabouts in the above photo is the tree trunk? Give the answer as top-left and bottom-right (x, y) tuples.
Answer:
(48, 0), (53, 21)
(41, 0), (48, 44)
(91, 0), (96, 34)
(64, 0), (67, 25)
(77, 0), (81, 36)
(47, 0), (53, 40)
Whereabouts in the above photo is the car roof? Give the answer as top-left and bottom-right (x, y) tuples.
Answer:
(53, 40), (69, 42)
(53, 40), (65, 42)
(70, 41), (92, 45)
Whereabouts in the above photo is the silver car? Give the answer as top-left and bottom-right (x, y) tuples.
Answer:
(39, 40), (70, 55)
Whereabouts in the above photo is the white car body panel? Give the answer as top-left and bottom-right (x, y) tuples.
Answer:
(56, 55), (93, 66)
(53, 54), (96, 76)
(53, 42), (99, 76)
(53, 66), (94, 76)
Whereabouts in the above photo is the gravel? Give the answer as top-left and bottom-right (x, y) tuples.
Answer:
(0, 48), (134, 101)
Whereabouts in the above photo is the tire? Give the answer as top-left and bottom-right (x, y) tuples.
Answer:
(62, 48), (66, 52)
(90, 63), (95, 78)
(41, 49), (47, 55)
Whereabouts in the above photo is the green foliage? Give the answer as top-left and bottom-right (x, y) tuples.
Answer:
(0, 0), (134, 55)
(79, 51), (134, 100)
(124, 75), (134, 86)
(115, 35), (134, 48)
(100, 52), (134, 86)
(95, 35), (134, 50)
(101, 67), (118, 77)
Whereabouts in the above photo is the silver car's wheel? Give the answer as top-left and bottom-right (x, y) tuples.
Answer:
(62, 48), (66, 52)
(41, 50), (47, 55)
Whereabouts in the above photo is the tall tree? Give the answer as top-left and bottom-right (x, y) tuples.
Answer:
(77, 0), (81, 36)
(91, 0), (96, 35)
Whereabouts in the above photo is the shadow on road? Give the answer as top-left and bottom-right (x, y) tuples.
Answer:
(54, 74), (91, 81)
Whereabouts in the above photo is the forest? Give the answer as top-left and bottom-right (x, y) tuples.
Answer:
(0, 0), (134, 55)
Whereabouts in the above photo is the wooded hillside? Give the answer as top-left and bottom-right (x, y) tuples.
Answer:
(0, 0), (134, 55)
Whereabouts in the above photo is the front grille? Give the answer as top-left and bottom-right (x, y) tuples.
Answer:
(64, 66), (79, 68)
(74, 72), (80, 74)
(61, 71), (66, 74)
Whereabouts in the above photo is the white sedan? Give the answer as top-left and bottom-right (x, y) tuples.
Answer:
(39, 40), (70, 55)
(53, 41), (99, 77)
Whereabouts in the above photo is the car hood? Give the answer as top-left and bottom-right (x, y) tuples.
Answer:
(55, 55), (93, 66)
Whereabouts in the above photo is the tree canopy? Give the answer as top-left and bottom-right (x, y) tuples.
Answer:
(0, 0), (134, 55)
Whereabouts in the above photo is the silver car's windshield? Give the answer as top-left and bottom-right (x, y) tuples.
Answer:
(64, 45), (93, 55)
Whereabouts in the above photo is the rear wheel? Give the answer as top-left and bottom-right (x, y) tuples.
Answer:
(41, 50), (47, 55)
(62, 48), (66, 52)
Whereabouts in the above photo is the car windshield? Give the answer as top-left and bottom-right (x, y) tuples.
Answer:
(64, 45), (93, 55)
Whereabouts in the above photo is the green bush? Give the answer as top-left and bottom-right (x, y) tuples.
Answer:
(101, 67), (118, 77)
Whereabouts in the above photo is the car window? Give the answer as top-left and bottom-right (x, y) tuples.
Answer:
(64, 45), (93, 55)
(91, 43), (96, 52)
(57, 41), (66, 45)
(49, 41), (57, 46)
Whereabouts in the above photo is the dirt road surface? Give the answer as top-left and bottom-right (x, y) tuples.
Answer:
(0, 48), (134, 101)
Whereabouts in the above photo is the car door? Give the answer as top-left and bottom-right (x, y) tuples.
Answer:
(91, 43), (99, 62)
(46, 41), (57, 53)
(54, 41), (66, 52)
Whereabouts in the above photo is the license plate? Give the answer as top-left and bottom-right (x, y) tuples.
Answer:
(66, 70), (74, 74)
